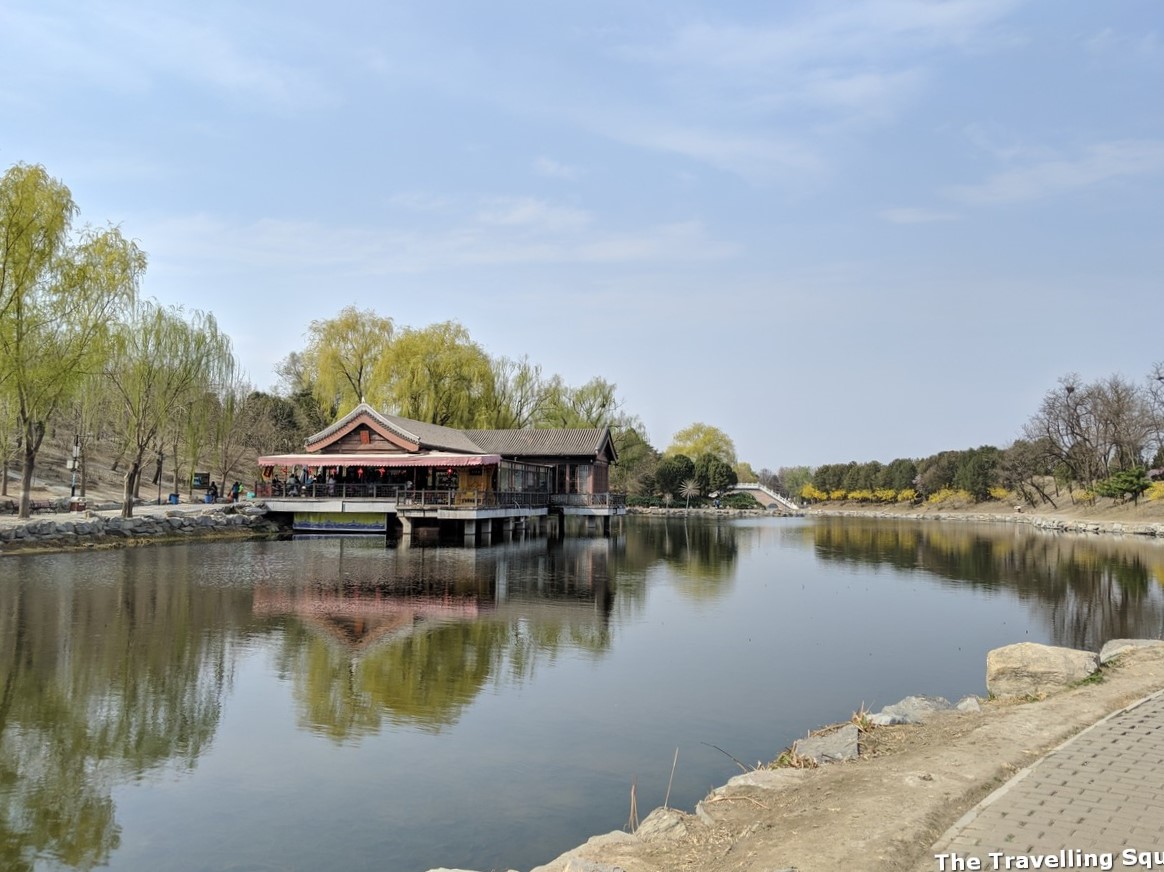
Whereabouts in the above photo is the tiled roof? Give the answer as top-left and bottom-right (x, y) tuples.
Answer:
(467, 428), (613, 459)
(305, 405), (614, 460)
(380, 415), (488, 454)
(304, 403), (406, 448)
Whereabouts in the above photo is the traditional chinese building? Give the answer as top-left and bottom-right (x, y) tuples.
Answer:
(256, 403), (623, 544)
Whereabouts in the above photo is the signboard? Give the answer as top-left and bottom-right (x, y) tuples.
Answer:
(192, 472), (211, 489)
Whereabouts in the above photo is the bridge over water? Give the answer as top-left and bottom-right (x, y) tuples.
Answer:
(729, 482), (803, 513)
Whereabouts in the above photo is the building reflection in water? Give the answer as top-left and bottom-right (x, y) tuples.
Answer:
(252, 536), (616, 738)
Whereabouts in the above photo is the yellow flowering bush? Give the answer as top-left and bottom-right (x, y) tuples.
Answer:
(847, 489), (874, 502)
(926, 488), (974, 505)
(800, 484), (829, 502)
(829, 489), (847, 501)
(896, 488), (917, 503)
(1072, 489), (1096, 506)
(873, 488), (898, 503)
(1146, 482), (1164, 502)
(988, 486), (1012, 502)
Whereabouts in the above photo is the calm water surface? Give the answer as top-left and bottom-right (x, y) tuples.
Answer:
(3, 516), (1164, 871)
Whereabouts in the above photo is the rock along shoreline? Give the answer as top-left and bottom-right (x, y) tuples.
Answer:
(0, 502), (285, 554)
(809, 506), (1164, 538)
(427, 641), (1164, 872)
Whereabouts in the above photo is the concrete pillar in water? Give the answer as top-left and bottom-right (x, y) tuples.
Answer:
(464, 519), (477, 547)
(480, 519), (492, 545)
(399, 516), (413, 539)
(602, 515), (611, 537)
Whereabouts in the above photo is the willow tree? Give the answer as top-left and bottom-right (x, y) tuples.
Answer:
(0, 164), (143, 517)
(105, 301), (232, 517)
(665, 422), (737, 467)
(377, 320), (493, 427)
(304, 305), (393, 419)
(483, 355), (552, 429)
(541, 376), (623, 429)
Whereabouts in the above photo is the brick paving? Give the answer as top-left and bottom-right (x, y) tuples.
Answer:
(929, 689), (1164, 868)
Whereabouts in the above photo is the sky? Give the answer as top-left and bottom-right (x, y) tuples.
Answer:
(2, 0), (1161, 470)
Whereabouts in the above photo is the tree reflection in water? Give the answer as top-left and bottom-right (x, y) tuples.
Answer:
(808, 519), (1164, 649)
(260, 537), (617, 738)
(0, 547), (250, 871)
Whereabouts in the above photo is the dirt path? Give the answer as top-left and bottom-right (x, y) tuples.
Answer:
(529, 647), (1164, 872)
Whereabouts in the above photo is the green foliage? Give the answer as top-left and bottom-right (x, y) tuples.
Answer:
(695, 452), (737, 495)
(952, 445), (1001, 501)
(655, 453), (695, 497)
(0, 163), (143, 517)
(542, 375), (623, 429)
(305, 305), (393, 417)
(378, 320), (493, 427)
(775, 465), (811, 496)
(1094, 467), (1151, 503)
(665, 422), (737, 466)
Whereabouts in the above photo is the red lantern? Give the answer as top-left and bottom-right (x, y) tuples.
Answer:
(357, 467), (364, 478)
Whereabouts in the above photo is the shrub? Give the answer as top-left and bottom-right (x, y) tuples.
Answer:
(896, 488), (917, 503)
(1071, 489), (1096, 506)
(847, 489), (874, 502)
(800, 484), (828, 503)
(926, 487), (974, 506)
(988, 486), (1012, 502)
(829, 489), (847, 501)
(873, 488), (897, 503)
(1147, 482), (1164, 502)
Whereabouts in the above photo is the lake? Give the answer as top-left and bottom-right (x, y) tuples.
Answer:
(2, 515), (1163, 871)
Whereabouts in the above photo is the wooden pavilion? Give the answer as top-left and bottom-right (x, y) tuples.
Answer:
(255, 403), (623, 544)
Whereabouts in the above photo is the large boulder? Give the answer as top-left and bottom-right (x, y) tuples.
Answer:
(1098, 638), (1164, 665)
(792, 723), (858, 764)
(986, 642), (1098, 699)
(869, 695), (952, 726)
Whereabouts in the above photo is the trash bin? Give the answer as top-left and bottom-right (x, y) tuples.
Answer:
(168, 493), (180, 505)
(204, 494), (214, 504)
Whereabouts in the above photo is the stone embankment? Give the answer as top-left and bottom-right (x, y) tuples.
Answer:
(0, 503), (284, 554)
(426, 640), (1164, 872)
(812, 507), (1164, 538)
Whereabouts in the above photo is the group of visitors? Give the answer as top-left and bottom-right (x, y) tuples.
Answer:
(205, 481), (243, 503)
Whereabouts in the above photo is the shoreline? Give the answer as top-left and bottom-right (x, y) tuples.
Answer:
(806, 504), (1164, 538)
(0, 501), (285, 555)
(493, 646), (1164, 872)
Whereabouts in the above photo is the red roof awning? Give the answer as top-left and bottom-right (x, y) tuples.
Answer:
(256, 452), (500, 468)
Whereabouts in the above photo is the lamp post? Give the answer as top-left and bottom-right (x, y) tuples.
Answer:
(69, 434), (80, 498)
(156, 451), (164, 505)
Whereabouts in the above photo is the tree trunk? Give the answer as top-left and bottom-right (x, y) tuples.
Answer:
(80, 450), (88, 499)
(121, 462), (140, 518)
(17, 422), (45, 520)
(1, 460), (7, 497)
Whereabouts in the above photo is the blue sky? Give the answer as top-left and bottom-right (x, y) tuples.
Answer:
(3, 0), (1161, 469)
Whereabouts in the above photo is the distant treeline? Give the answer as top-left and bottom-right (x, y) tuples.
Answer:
(778, 369), (1164, 508)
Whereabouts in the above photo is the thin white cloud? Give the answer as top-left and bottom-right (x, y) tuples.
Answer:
(142, 202), (739, 277)
(0, 3), (331, 111)
(1085, 27), (1162, 63)
(534, 157), (581, 180)
(946, 140), (1164, 205)
(879, 208), (959, 224)
(598, 116), (826, 183)
(475, 198), (591, 232)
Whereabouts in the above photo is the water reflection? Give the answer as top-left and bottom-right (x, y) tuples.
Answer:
(618, 517), (739, 600)
(8, 519), (1164, 871)
(255, 537), (616, 737)
(809, 519), (1164, 649)
(0, 548), (252, 871)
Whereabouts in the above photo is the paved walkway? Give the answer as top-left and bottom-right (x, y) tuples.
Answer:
(930, 689), (1164, 868)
